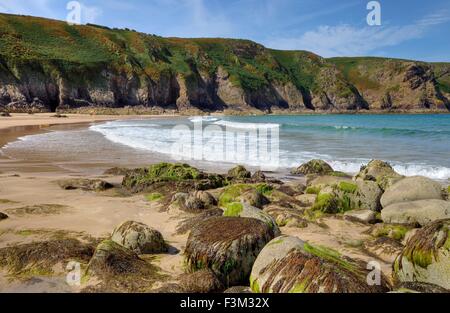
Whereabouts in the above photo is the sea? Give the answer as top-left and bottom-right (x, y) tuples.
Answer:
(3, 114), (450, 181)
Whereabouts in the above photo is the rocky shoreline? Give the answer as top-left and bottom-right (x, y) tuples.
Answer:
(0, 159), (448, 293)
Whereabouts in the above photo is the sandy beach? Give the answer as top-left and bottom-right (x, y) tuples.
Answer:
(0, 113), (448, 293)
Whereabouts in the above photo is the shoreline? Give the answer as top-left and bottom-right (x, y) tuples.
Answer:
(0, 113), (448, 293)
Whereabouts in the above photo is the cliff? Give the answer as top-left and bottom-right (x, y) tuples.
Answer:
(0, 13), (449, 113)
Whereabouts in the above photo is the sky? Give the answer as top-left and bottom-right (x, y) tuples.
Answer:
(0, 0), (449, 62)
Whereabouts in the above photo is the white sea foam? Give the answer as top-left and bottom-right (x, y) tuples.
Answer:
(189, 116), (219, 123)
(88, 121), (450, 180)
(213, 120), (280, 130)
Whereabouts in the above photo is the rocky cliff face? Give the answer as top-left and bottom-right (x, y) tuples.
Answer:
(0, 13), (449, 113)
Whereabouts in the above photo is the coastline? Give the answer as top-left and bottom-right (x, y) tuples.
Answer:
(0, 113), (449, 293)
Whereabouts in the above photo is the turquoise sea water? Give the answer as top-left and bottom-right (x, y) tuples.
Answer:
(88, 114), (450, 180)
(3, 114), (449, 180)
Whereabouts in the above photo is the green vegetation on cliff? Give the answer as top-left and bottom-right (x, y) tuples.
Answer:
(0, 13), (449, 112)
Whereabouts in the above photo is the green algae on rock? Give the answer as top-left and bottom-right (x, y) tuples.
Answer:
(291, 160), (334, 176)
(250, 236), (390, 293)
(184, 217), (275, 287)
(394, 219), (450, 290)
(227, 165), (252, 180)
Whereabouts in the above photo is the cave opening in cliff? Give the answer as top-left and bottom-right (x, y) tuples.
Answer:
(48, 99), (59, 113)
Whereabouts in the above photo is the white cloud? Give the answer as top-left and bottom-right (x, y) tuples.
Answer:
(265, 10), (450, 57)
(417, 10), (450, 26)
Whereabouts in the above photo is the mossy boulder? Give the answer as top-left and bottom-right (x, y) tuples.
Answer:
(250, 236), (390, 293)
(122, 163), (203, 192)
(57, 178), (114, 191)
(264, 205), (309, 228)
(354, 160), (403, 190)
(311, 180), (382, 213)
(218, 183), (272, 209)
(111, 221), (168, 254)
(238, 189), (270, 209)
(381, 176), (445, 209)
(228, 165), (251, 180)
(0, 212), (8, 221)
(178, 269), (224, 293)
(291, 160), (333, 176)
(224, 203), (281, 236)
(394, 219), (450, 290)
(381, 200), (450, 226)
(184, 217), (275, 287)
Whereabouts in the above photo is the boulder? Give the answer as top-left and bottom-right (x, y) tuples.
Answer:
(87, 240), (155, 277)
(250, 236), (390, 293)
(264, 205), (309, 228)
(381, 176), (444, 208)
(0, 212), (8, 220)
(111, 221), (168, 254)
(295, 194), (317, 207)
(178, 269), (224, 293)
(311, 180), (382, 213)
(394, 219), (450, 290)
(251, 171), (266, 182)
(184, 217), (275, 287)
(344, 209), (377, 224)
(354, 160), (403, 190)
(381, 200), (450, 226)
(191, 190), (217, 207)
(223, 203), (281, 236)
(238, 189), (269, 209)
(228, 165), (251, 180)
(57, 178), (114, 191)
(291, 159), (333, 176)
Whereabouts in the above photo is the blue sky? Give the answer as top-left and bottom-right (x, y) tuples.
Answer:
(0, 0), (449, 61)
